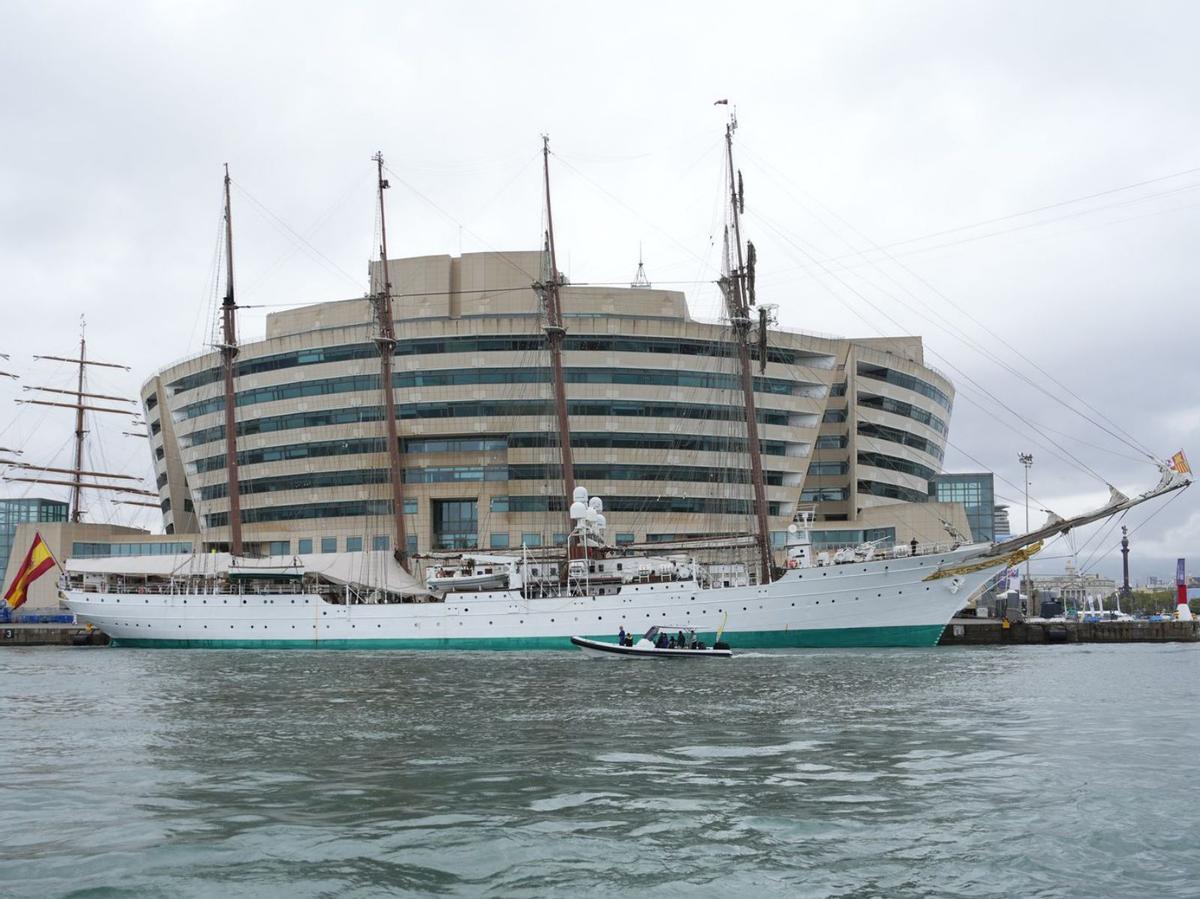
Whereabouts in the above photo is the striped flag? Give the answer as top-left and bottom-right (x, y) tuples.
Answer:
(4, 533), (58, 610)
(1169, 450), (1192, 475)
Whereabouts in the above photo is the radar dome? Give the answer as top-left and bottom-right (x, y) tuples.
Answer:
(569, 501), (589, 520)
(572, 486), (589, 503)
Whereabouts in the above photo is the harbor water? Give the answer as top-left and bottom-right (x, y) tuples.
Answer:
(2, 644), (1197, 897)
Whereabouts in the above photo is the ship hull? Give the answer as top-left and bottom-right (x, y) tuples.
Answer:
(62, 545), (997, 650)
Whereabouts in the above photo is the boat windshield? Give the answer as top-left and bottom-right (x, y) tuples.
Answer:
(642, 626), (696, 639)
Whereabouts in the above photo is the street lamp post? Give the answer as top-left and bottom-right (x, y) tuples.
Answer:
(1019, 452), (1034, 615)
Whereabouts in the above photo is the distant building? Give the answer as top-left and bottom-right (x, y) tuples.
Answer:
(993, 505), (1011, 540)
(0, 498), (68, 592)
(1035, 560), (1116, 606)
(928, 473), (995, 543)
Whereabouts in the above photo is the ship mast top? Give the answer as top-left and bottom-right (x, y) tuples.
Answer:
(535, 136), (577, 534)
(370, 152), (411, 571)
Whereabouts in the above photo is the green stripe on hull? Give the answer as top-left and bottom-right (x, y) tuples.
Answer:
(111, 624), (946, 651)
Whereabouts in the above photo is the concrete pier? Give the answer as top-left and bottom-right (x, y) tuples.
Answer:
(0, 623), (110, 647)
(939, 618), (1200, 645)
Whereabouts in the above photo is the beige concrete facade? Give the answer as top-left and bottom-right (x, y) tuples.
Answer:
(138, 251), (957, 560)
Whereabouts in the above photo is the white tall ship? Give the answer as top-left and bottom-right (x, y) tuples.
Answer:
(59, 472), (1188, 649)
(56, 122), (1192, 648)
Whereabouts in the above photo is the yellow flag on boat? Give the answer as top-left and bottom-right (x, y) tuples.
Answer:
(1169, 450), (1192, 475)
(3, 533), (58, 610)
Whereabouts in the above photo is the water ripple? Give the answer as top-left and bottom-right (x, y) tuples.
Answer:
(1, 644), (1198, 896)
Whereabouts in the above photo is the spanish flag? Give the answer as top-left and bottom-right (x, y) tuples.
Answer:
(4, 533), (58, 611)
(1170, 450), (1192, 476)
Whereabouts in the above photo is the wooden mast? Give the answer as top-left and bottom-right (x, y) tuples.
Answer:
(371, 152), (410, 570)
(721, 116), (774, 583)
(537, 136), (576, 535)
(220, 164), (244, 557)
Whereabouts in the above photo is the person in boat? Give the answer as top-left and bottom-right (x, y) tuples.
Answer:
(677, 630), (687, 649)
(656, 631), (669, 649)
(618, 626), (626, 646)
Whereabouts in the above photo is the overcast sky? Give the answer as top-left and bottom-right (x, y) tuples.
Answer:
(2, 1), (1196, 583)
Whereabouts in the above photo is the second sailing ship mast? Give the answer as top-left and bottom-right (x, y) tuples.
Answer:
(220, 165), (244, 557)
(720, 114), (774, 583)
(371, 152), (411, 570)
(9, 321), (152, 516)
(536, 136), (576, 536)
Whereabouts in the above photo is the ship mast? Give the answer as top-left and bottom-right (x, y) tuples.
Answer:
(536, 136), (576, 534)
(371, 152), (410, 570)
(720, 115), (774, 583)
(8, 321), (152, 514)
(220, 165), (244, 557)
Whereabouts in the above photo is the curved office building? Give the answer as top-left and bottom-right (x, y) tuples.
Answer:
(142, 251), (957, 558)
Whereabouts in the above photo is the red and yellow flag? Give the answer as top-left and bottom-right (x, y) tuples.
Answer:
(4, 533), (58, 610)
(1170, 450), (1192, 475)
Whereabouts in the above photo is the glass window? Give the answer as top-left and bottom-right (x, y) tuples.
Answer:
(346, 536), (363, 552)
(433, 499), (478, 550)
(267, 541), (290, 556)
(521, 533), (542, 548)
(298, 538), (313, 554)
(615, 533), (635, 545)
(372, 535), (390, 551)
(490, 533), (510, 550)
(406, 535), (418, 555)
(320, 537), (336, 553)
(490, 496), (509, 513)
(553, 533), (568, 546)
